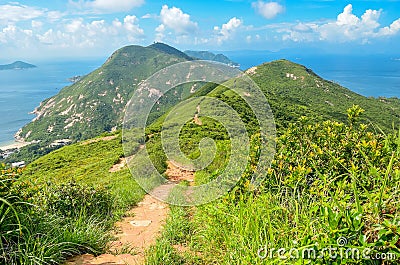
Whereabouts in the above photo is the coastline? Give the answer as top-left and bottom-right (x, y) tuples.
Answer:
(0, 140), (31, 151)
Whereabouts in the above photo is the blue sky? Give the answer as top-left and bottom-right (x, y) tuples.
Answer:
(0, 0), (399, 60)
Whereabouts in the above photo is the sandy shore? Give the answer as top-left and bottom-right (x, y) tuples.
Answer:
(0, 141), (31, 151)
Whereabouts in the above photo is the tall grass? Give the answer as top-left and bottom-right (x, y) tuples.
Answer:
(0, 162), (138, 264)
(149, 108), (400, 264)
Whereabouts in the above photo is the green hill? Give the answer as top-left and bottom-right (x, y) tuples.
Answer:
(4, 46), (400, 263)
(8, 45), (400, 167)
(16, 44), (193, 144)
(17, 47), (400, 146)
(211, 59), (400, 132)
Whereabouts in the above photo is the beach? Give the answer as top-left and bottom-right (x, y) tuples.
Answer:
(0, 141), (31, 151)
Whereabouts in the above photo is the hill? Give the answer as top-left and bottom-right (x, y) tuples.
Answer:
(15, 43), (193, 144)
(215, 59), (400, 131)
(5, 49), (400, 263)
(0, 61), (36, 70)
(185, 50), (239, 67)
(8, 45), (400, 166)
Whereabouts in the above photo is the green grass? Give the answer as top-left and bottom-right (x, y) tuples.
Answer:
(148, 109), (400, 264)
(0, 132), (150, 264)
(22, 132), (145, 210)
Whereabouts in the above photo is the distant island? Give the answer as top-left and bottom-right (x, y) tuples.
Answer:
(184, 50), (240, 67)
(0, 61), (37, 70)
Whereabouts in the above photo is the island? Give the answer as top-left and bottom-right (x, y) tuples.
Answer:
(185, 50), (240, 68)
(0, 61), (37, 70)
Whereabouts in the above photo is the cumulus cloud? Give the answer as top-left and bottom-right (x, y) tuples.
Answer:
(379, 18), (400, 36)
(336, 4), (360, 26)
(278, 4), (400, 43)
(2, 15), (144, 51)
(214, 17), (243, 44)
(70, 0), (144, 13)
(155, 24), (165, 41)
(158, 5), (198, 35)
(252, 1), (284, 19)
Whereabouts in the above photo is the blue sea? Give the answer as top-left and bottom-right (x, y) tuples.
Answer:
(1, 53), (399, 145)
(0, 59), (105, 146)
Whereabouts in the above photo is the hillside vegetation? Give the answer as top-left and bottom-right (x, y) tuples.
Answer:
(0, 133), (147, 264)
(16, 43), (193, 144)
(2, 44), (400, 264)
(7, 45), (400, 165)
(147, 107), (400, 264)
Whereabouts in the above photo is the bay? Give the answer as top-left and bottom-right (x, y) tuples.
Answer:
(0, 59), (105, 145)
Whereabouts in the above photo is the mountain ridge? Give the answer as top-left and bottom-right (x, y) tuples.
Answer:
(8, 44), (400, 164)
(184, 50), (239, 67)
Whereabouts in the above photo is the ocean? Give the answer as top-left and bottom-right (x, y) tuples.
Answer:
(1, 54), (399, 146)
(0, 59), (106, 146)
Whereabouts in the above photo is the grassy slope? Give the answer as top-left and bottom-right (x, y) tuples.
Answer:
(11, 58), (400, 264)
(143, 61), (400, 264)
(1, 132), (148, 264)
(209, 59), (400, 132)
(147, 114), (400, 265)
(21, 132), (145, 210)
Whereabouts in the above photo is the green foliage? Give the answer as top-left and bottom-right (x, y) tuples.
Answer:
(0, 170), (112, 264)
(17, 44), (193, 145)
(0, 132), (149, 264)
(152, 108), (400, 264)
(45, 181), (113, 219)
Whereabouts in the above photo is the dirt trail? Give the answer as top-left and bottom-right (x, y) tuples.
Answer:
(165, 161), (195, 185)
(66, 160), (192, 265)
(193, 104), (202, 125)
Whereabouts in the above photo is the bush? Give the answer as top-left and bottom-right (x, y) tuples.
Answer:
(0, 169), (115, 264)
(45, 181), (113, 219)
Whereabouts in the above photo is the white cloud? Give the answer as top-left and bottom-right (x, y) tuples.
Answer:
(155, 24), (165, 41)
(141, 13), (153, 19)
(246, 35), (252, 43)
(318, 4), (383, 41)
(47, 11), (64, 22)
(159, 5), (198, 35)
(0, 24), (38, 49)
(278, 4), (400, 43)
(0, 3), (45, 22)
(252, 1), (284, 19)
(336, 4), (359, 26)
(31, 20), (43, 29)
(1, 15), (144, 53)
(214, 17), (243, 44)
(70, 0), (144, 13)
(379, 18), (400, 36)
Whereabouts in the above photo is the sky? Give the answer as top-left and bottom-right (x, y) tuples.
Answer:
(0, 0), (399, 60)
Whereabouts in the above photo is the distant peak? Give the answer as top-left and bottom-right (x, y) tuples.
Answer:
(148, 42), (192, 60)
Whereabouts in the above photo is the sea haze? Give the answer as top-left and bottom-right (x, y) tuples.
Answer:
(0, 59), (105, 145)
(1, 54), (399, 145)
